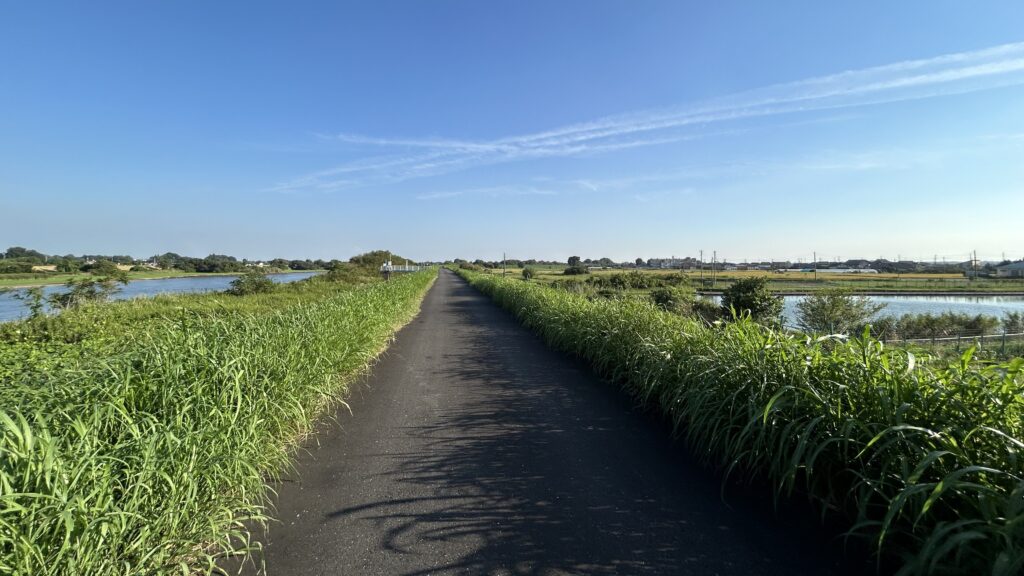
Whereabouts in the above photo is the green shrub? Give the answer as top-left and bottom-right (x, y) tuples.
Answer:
(720, 276), (783, 324)
(650, 287), (686, 312)
(227, 269), (276, 296)
(522, 266), (536, 280)
(48, 274), (129, 310)
(322, 263), (377, 284)
(563, 264), (590, 275)
(795, 288), (887, 334)
(0, 261), (34, 273)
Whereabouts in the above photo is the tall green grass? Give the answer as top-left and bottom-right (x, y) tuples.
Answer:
(457, 270), (1023, 576)
(0, 270), (435, 574)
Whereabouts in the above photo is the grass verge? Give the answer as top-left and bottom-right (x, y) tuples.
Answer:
(456, 269), (1023, 576)
(0, 270), (436, 574)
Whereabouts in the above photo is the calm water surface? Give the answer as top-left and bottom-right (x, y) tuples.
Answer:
(0, 272), (318, 322)
(706, 294), (1024, 326)
(781, 295), (1024, 326)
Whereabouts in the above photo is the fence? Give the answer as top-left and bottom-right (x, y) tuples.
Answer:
(887, 330), (1024, 344)
(379, 264), (427, 273)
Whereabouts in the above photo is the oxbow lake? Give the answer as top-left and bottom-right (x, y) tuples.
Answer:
(0, 272), (319, 322)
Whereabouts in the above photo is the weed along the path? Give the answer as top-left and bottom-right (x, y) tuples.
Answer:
(0, 269), (436, 574)
(455, 267), (1024, 576)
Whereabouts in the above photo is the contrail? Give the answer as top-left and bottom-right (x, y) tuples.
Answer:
(272, 41), (1024, 192)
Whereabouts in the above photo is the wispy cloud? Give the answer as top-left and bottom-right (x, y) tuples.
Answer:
(415, 185), (559, 201)
(272, 42), (1024, 193)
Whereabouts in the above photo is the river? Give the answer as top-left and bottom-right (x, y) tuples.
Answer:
(0, 272), (319, 322)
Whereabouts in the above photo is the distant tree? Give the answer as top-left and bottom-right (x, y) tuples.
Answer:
(563, 264), (589, 275)
(287, 259), (317, 270)
(350, 250), (409, 269)
(522, 267), (536, 280)
(196, 254), (244, 273)
(568, 256), (581, 267)
(635, 258), (644, 267)
(795, 288), (887, 334)
(597, 257), (614, 267)
(3, 246), (47, 262)
(79, 259), (121, 276)
(720, 277), (783, 324)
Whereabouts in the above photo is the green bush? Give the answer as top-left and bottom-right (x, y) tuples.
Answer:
(563, 264), (590, 275)
(522, 266), (536, 280)
(650, 287), (687, 312)
(456, 269), (1024, 576)
(720, 276), (783, 324)
(322, 263), (377, 284)
(795, 288), (887, 334)
(0, 261), (34, 274)
(227, 268), (276, 296)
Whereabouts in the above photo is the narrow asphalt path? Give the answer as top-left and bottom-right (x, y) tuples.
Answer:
(239, 270), (859, 575)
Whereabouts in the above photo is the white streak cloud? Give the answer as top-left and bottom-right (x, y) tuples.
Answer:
(273, 42), (1024, 193)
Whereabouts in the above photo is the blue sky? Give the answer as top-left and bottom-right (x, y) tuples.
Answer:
(2, 1), (1023, 263)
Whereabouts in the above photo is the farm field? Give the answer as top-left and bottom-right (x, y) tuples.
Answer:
(0, 269), (436, 574)
(455, 267), (1024, 576)
(491, 266), (1024, 294)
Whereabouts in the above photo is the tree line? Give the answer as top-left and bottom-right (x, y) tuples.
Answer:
(1, 246), (344, 274)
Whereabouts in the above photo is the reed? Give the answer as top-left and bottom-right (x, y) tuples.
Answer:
(0, 270), (436, 574)
(458, 269), (1023, 576)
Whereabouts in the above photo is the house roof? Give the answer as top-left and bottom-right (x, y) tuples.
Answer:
(997, 261), (1024, 270)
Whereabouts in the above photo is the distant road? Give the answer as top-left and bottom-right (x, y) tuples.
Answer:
(239, 269), (861, 575)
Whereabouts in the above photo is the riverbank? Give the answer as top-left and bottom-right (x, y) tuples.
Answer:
(0, 270), (437, 574)
(0, 269), (326, 289)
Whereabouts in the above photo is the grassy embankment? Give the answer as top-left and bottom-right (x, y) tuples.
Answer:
(456, 269), (1023, 576)
(0, 268), (436, 574)
(0, 268), (325, 289)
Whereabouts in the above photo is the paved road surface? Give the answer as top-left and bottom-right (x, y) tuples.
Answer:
(238, 270), (860, 575)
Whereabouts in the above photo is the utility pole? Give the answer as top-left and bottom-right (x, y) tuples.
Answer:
(712, 250), (717, 289)
(813, 251), (817, 281)
(699, 249), (704, 286)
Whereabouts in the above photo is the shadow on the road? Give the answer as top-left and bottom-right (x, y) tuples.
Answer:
(322, 275), (864, 576)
